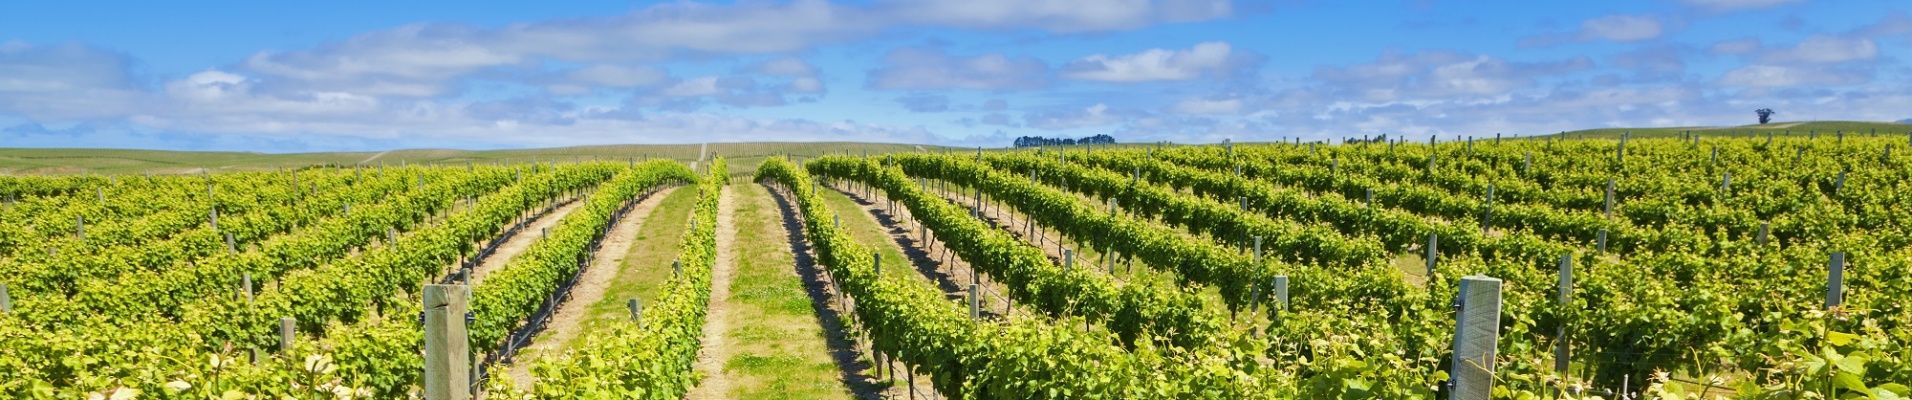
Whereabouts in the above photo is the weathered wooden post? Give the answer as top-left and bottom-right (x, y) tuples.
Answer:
(280, 317), (297, 353)
(628, 298), (643, 327)
(674, 259), (683, 276)
(872, 252), (881, 277)
(242, 272), (254, 304)
(1555, 255), (1573, 376)
(226, 232), (237, 254)
(1597, 229), (1608, 253)
(969, 284), (980, 320)
(1425, 234), (1438, 279)
(1365, 188), (1374, 208)
(1835, 170), (1847, 195)
(423, 284), (471, 400)
(1617, 132), (1627, 164)
(1482, 184), (1495, 233)
(76, 216), (85, 241)
(1604, 178), (1615, 219)
(1272, 276), (1289, 312)
(1757, 222), (1770, 246)
(1450, 275), (1504, 400)
(1711, 146), (1719, 164)
(1827, 252), (1845, 310)
(1064, 249), (1074, 273)
(1, 283), (11, 314)
(1721, 172), (1732, 195)
(1523, 151), (1532, 174)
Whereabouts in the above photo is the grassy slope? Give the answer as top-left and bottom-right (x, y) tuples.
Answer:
(1548, 121), (1912, 139)
(0, 142), (949, 176)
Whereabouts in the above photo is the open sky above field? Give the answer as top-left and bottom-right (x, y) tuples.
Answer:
(2, 0), (1909, 152)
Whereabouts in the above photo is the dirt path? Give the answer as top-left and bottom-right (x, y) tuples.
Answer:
(685, 186), (739, 399)
(359, 150), (392, 164)
(468, 199), (585, 286)
(762, 182), (891, 400)
(504, 186), (678, 387)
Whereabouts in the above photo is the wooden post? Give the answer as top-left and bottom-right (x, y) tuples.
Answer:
(242, 273), (254, 304)
(628, 298), (643, 326)
(211, 208), (220, 231)
(1617, 132), (1627, 164)
(76, 216), (84, 242)
(1365, 188), (1374, 207)
(226, 232), (237, 254)
(423, 284), (471, 400)
(873, 252), (881, 277)
(1, 283), (11, 314)
(1481, 184), (1494, 233)
(1711, 146), (1718, 165)
(1272, 276), (1289, 312)
(673, 259), (683, 276)
(1555, 255), (1573, 376)
(280, 317), (297, 353)
(1450, 275), (1503, 400)
(1597, 229), (1607, 253)
(1604, 178), (1615, 219)
(1425, 234), (1438, 279)
(1064, 249), (1074, 273)
(969, 284), (980, 320)
(1758, 222), (1770, 246)
(1721, 172), (1732, 195)
(1835, 170), (1847, 195)
(1827, 252), (1845, 310)
(1523, 151), (1532, 174)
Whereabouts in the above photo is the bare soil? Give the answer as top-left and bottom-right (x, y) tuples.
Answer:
(685, 187), (740, 399)
(503, 187), (677, 388)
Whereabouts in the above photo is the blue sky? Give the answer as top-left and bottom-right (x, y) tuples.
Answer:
(1, 0), (1907, 152)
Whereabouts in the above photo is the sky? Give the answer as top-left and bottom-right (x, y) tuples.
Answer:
(1, 0), (1908, 152)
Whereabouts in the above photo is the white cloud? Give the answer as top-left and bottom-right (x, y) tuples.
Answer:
(1760, 35), (1877, 64)
(753, 57), (819, 77)
(866, 46), (1050, 90)
(1173, 98), (1242, 114)
(1707, 38), (1762, 55)
(0, 42), (144, 119)
(660, 76), (724, 97)
(1679, 0), (1807, 12)
(1061, 41), (1248, 82)
(1025, 103), (1127, 129)
(1717, 65), (1870, 87)
(1312, 51), (1593, 101)
(1578, 15), (1663, 42)
(786, 77), (825, 93)
(566, 64), (667, 88)
(884, 0), (1231, 33)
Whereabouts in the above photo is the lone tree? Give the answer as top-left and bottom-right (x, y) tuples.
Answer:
(1756, 108), (1776, 124)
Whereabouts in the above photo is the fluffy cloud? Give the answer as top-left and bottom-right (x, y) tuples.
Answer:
(1578, 15), (1664, 42)
(885, 0), (1233, 33)
(1060, 42), (1256, 82)
(1679, 0), (1808, 12)
(1717, 65), (1871, 87)
(1025, 103), (1129, 130)
(866, 46), (1050, 90)
(0, 42), (145, 119)
(1707, 38), (1763, 55)
(1172, 97), (1243, 114)
(1312, 51), (1593, 101)
(1520, 14), (1667, 47)
(1760, 35), (1878, 64)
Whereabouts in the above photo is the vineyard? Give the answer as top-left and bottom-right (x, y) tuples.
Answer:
(1, 134), (1909, 399)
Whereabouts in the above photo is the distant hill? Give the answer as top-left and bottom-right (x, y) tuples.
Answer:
(1545, 121), (1912, 139)
(0, 142), (950, 176)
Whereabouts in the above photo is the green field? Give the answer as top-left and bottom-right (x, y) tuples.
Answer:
(0, 142), (952, 176)
(1547, 120), (1912, 139)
